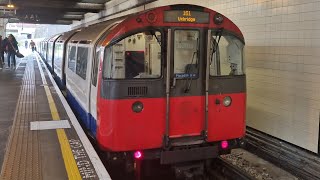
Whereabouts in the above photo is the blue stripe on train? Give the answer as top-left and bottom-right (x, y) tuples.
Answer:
(66, 90), (97, 137)
(47, 65), (53, 73)
(88, 113), (97, 136)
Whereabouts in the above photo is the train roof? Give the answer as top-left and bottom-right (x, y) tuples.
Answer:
(41, 37), (50, 43)
(48, 34), (61, 43)
(56, 29), (81, 43)
(68, 19), (123, 45)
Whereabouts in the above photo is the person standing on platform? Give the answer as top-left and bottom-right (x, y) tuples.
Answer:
(29, 40), (36, 52)
(0, 36), (7, 69)
(1, 37), (8, 66)
(7, 34), (18, 69)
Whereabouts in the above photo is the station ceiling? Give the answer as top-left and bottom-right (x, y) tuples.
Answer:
(0, 0), (111, 24)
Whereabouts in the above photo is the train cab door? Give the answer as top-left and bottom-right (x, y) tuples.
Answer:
(88, 47), (102, 136)
(165, 28), (206, 145)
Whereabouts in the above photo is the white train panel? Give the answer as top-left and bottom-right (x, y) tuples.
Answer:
(53, 29), (81, 86)
(65, 20), (122, 132)
(66, 44), (92, 111)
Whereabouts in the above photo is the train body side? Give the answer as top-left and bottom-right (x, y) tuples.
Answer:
(46, 34), (61, 72)
(53, 29), (81, 89)
(64, 20), (120, 136)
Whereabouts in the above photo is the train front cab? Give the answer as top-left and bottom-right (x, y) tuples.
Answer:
(97, 5), (246, 173)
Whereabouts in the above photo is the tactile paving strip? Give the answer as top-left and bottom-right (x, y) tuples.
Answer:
(0, 59), (42, 180)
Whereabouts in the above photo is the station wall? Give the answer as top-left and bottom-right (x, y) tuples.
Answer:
(72, 0), (320, 153)
(207, 0), (320, 153)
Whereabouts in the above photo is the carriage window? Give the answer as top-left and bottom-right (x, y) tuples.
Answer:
(48, 43), (53, 64)
(76, 47), (89, 80)
(54, 44), (63, 73)
(103, 31), (162, 79)
(92, 48), (101, 86)
(174, 30), (199, 79)
(44, 43), (48, 59)
(68, 46), (76, 72)
(209, 33), (244, 76)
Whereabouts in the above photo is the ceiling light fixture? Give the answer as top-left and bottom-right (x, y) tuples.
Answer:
(7, 0), (14, 8)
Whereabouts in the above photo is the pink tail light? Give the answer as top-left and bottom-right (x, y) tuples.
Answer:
(134, 151), (143, 159)
(221, 140), (229, 149)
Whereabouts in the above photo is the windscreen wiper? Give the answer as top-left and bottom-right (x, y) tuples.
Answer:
(184, 38), (199, 93)
(150, 30), (161, 46)
(210, 28), (223, 65)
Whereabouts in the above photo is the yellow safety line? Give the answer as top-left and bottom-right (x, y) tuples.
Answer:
(37, 59), (81, 180)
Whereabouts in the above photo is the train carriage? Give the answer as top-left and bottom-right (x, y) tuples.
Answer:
(46, 34), (61, 72)
(39, 37), (49, 59)
(53, 29), (81, 89)
(65, 19), (121, 136)
(42, 4), (246, 178)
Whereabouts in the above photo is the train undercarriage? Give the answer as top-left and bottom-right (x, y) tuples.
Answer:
(102, 138), (243, 180)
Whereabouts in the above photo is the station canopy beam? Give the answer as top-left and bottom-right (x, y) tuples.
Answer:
(0, 0), (111, 24)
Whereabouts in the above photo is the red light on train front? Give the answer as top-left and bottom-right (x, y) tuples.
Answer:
(146, 12), (157, 23)
(134, 151), (143, 159)
(221, 140), (229, 149)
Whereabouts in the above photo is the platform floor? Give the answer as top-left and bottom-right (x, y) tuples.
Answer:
(0, 51), (110, 180)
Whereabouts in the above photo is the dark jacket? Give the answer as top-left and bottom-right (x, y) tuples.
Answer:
(0, 38), (7, 52)
(7, 40), (18, 53)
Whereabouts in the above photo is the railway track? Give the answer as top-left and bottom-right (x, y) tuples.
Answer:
(209, 157), (252, 180)
(245, 127), (320, 180)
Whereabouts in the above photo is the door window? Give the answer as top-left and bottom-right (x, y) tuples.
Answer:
(92, 48), (101, 86)
(68, 46), (76, 72)
(76, 47), (89, 80)
(173, 30), (199, 79)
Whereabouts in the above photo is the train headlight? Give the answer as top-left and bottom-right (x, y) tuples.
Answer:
(223, 96), (232, 107)
(132, 101), (144, 113)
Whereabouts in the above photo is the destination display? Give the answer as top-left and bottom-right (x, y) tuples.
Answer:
(164, 10), (210, 24)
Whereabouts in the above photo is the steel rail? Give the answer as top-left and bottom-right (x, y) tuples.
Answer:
(245, 127), (320, 180)
(210, 157), (252, 180)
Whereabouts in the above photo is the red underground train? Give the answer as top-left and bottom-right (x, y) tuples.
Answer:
(41, 4), (246, 179)
(96, 4), (246, 177)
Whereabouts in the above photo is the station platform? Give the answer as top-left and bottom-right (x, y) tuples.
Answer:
(0, 51), (111, 180)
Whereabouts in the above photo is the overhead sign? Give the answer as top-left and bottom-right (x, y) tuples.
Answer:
(164, 10), (210, 24)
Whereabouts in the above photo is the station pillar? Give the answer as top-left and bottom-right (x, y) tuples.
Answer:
(0, 18), (7, 36)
